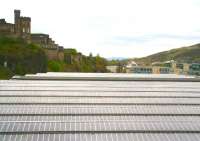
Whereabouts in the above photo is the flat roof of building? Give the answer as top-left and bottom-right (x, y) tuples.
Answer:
(12, 72), (200, 82)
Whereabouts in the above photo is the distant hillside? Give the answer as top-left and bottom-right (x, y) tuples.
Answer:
(0, 36), (108, 79)
(134, 44), (200, 65)
(107, 57), (128, 61)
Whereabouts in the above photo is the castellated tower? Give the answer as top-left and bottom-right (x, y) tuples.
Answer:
(0, 10), (64, 61)
(14, 10), (31, 42)
(14, 10), (20, 35)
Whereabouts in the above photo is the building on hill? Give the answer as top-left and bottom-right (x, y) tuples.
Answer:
(31, 34), (56, 50)
(14, 10), (31, 42)
(31, 33), (64, 61)
(0, 10), (31, 42)
(126, 60), (200, 75)
(31, 34), (50, 48)
(0, 10), (64, 61)
(0, 19), (15, 36)
(65, 52), (83, 65)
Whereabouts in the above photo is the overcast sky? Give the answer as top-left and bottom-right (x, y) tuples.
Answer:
(1, 0), (200, 58)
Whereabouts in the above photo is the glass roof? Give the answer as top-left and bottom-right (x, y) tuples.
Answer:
(0, 73), (200, 141)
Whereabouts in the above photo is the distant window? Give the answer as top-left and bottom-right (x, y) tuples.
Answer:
(23, 28), (25, 33)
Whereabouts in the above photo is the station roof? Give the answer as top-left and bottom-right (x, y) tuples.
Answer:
(1, 73), (200, 141)
(12, 72), (200, 81)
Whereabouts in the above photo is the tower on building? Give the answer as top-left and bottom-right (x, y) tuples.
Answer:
(14, 10), (31, 42)
(14, 10), (21, 35)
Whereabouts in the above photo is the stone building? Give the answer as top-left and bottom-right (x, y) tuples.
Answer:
(0, 10), (31, 42)
(31, 34), (58, 49)
(57, 46), (64, 61)
(14, 10), (31, 42)
(65, 52), (83, 65)
(0, 19), (15, 36)
(31, 33), (64, 61)
(0, 10), (64, 61)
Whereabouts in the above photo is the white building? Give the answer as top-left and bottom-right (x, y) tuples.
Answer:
(106, 65), (118, 73)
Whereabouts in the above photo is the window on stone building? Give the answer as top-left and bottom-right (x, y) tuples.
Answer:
(23, 28), (25, 33)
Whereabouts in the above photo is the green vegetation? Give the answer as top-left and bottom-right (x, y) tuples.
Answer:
(48, 49), (108, 72)
(0, 36), (47, 79)
(106, 59), (127, 73)
(48, 61), (66, 72)
(0, 36), (108, 80)
(0, 66), (13, 79)
(134, 44), (200, 65)
(106, 43), (200, 69)
(48, 49), (107, 72)
(1, 35), (200, 79)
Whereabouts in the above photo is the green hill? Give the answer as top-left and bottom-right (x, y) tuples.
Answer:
(0, 36), (47, 79)
(0, 36), (108, 79)
(48, 49), (108, 73)
(134, 44), (200, 65)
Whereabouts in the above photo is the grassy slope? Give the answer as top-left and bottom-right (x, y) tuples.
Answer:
(0, 36), (47, 79)
(134, 44), (200, 65)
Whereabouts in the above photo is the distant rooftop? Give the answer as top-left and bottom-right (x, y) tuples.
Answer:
(12, 72), (200, 82)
